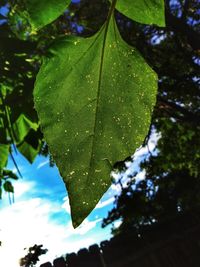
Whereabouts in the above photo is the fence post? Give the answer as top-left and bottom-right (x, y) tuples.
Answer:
(40, 262), (52, 267)
(53, 257), (67, 267)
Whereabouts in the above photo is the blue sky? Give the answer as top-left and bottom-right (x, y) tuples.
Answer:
(0, 131), (159, 267)
(0, 154), (115, 266)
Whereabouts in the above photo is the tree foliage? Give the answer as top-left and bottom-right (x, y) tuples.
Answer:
(19, 244), (48, 267)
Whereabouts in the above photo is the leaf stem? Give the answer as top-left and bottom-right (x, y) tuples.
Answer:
(107, 0), (117, 22)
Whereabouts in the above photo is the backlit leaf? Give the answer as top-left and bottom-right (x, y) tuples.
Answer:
(17, 141), (38, 163)
(25, 0), (70, 31)
(113, 0), (165, 26)
(34, 15), (157, 227)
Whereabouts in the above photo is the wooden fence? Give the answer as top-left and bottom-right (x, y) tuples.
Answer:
(40, 210), (200, 267)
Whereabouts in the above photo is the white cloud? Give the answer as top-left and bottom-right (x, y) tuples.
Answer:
(0, 179), (36, 206)
(110, 183), (122, 194)
(14, 180), (35, 199)
(0, 191), (108, 267)
(70, 218), (102, 236)
(113, 219), (122, 229)
(0, 151), (114, 267)
(135, 170), (146, 182)
(133, 130), (160, 160)
(0, 198), (56, 267)
(62, 195), (115, 221)
(96, 197), (115, 209)
(10, 165), (25, 175)
(39, 237), (96, 265)
(0, 198), (92, 267)
(36, 159), (49, 169)
(62, 196), (71, 214)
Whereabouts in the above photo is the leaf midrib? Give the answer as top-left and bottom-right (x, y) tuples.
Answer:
(88, 0), (117, 181)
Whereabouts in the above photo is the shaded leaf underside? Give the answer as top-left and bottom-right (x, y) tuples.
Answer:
(34, 16), (157, 227)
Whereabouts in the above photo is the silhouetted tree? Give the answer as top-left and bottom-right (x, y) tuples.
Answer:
(19, 244), (48, 267)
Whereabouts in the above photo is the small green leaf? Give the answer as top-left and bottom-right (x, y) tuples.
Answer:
(113, 0), (165, 26)
(12, 114), (38, 144)
(25, 0), (70, 31)
(3, 169), (18, 180)
(34, 15), (157, 227)
(0, 144), (9, 169)
(18, 141), (38, 163)
(3, 181), (14, 193)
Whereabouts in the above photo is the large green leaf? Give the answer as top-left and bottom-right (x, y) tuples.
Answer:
(34, 15), (157, 227)
(25, 0), (70, 31)
(113, 0), (165, 26)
